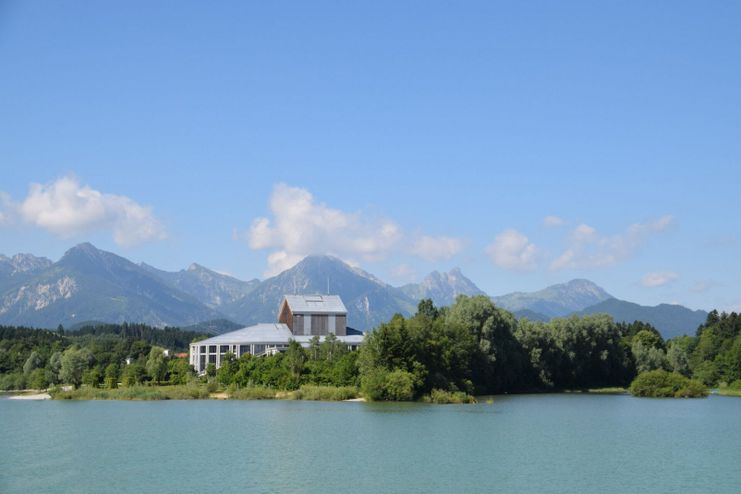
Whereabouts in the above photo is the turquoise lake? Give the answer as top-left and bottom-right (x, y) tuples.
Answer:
(1, 394), (740, 493)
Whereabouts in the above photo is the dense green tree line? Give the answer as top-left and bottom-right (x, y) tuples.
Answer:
(0, 323), (208, 390)
(2, 299), (740, 399)
(356, 298), (741, 399)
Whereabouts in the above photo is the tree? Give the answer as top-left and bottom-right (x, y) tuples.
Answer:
(28, 368), (50, 390)
(168, 358), (193, 385)
(23, 351), (43, 376)
(145, 347), (168, 384)
(48, 351), (63, 384)
(122, 362), (146, 387)
(216, 353), (239, 386)
(284, 341), (306, 388)
(416, 299), (439, 320)
(632, 341), (667, 374)
(59, 347), (91, 388)
(104, 363), (119, 389)
(82, 366), (103, 387)
(667, 337), (693, 377)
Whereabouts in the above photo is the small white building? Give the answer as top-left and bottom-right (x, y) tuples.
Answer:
(190, 295), (364, 373)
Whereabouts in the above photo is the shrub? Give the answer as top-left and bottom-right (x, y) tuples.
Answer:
(360, 367), (389, 401)
(422, 389), (476, 404)
(629, 370), (708, 398)
(384, 369), (416, 401)
(0, 372), (26, 390)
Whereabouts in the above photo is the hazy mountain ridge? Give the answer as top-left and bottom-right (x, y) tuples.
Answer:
(0, 243), (709, 338)
(140, 262), (259, 309)
(575, 299), (708, 339)
(0, 243), (223, 328)
(492, 279), (613, 317)
(400, 268), (486, 307)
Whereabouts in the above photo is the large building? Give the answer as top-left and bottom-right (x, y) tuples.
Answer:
(189, 294), (364, 373)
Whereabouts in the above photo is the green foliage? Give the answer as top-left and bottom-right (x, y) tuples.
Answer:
(422, 389), (477, 404)
(122, 362), (146, 387)
(629, 370), (708, 398)
(168, 358), (193, 385)
(28, 368), (51, 389)
(0, 372), (25, 390)
(60, 347), (91, 388)
(104, 363), (119, 389)
(23, 351), (44, 375)
(145, 347), (168, 383)
(383, 369), (416, 401)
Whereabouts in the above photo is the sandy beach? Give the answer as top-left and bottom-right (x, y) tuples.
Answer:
(7, 392), (51, 400)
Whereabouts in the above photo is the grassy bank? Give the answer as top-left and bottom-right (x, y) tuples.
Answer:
(51, 384), (211, 400)
(49, 384), (361, 402)
(718, 381), (741, 397)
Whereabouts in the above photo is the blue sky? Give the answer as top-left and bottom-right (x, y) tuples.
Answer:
(1, 1), (739, 311)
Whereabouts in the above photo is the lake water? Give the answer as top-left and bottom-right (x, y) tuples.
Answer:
(1, 394), (740, 493)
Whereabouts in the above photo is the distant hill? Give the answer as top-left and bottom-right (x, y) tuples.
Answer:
(141, 262), (259, 309)
(222, 255), (418, 330)
(493, 279), (613, 317)
(0, 243), (223, 328)
(576, 298), (708, 339)
(512, 309), (550, 322)
(399, 268), (486, 307)
(181, 318), (242, 335)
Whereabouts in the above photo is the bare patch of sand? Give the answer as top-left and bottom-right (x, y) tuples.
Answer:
(8, 392), (51, 400)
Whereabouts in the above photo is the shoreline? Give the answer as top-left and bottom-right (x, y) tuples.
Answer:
(6, 392), (51, 400)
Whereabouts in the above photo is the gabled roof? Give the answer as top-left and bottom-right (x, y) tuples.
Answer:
(282, 294), (347, 314)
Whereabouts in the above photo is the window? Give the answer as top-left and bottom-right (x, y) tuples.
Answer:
(239, 345), (250, 355)
(220, 345), (230, 354)
(253, 344), (266, 355)
(209, 345), (217, 353)
(199, 355), (206, 369)
(311, 314), (329, 335)
(200, 345), (206, 354)
(208, 355), (216, 364)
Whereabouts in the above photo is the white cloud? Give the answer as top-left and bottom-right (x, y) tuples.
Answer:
(543, 215), (565, 227)
(486, 229), (537, 271)
(390, 263), (417, 282)
(0, 192), (14, 225)
(4, 176), (167, 247)
(247, 183), (463, 276)
(550, 215), (673, 270)
(410, 235), (464, 261)
(641, 271), (679, 288)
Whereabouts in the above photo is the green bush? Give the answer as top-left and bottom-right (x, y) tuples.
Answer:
(629, 370), (708, 398)
(384, 369), (416, 401)
(0, 372), (26, 391)
(422, 389), (476, 404)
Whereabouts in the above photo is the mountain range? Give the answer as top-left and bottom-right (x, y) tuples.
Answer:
(0, 243), (708, 338)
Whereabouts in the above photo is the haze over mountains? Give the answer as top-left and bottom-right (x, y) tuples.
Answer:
(0, 243), (708, 338)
